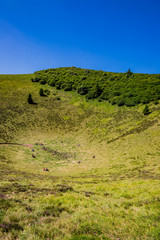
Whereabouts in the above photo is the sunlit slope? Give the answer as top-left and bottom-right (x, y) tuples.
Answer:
(0, 74), (160, 240)
(0, 73), (160, 177)
(1, 73), (160, 143)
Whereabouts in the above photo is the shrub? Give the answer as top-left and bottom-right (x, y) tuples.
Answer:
(154, 100), (159, 105)
(116, 96), (125, 106)
(32, 77), (41, 82)
(40, 79), (46, 85)
(55, 96), (61, 100)
(61, 83), (72, 91)
(141, 96), (150, 104)
(110, 97), (117, 105)
(77, 85), (90, 95)
(44, 89), (50, 95)
(55, 82), (62, 90)
(125, 97), (140, 107)
(100, 89), (110, 100)
(48, 79), (56, 86)
(86, 83), (102, 100)
(27, 93), (34, 104)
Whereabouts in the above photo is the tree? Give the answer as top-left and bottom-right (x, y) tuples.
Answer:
(143, 105), (150, 115)
(39, 88), (44, 96)
(126, 68), (133, 77)
(28, 93), (34, 104)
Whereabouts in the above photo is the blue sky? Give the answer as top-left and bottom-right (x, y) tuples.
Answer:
(0, 0), (160, 74)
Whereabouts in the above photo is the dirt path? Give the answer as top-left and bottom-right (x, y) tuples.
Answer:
(0, 143), (34, 148)
(23, 144), (34, 148)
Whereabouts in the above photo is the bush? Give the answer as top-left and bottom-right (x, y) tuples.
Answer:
(154, 100), (159, 105)
(44, 89), (50, 95)
(32, 77), (41, 82)
(27, 93), (34, 104)
(110, 97), (117, 105)
(48, 79), (56, 86)
(61, 83), (72, 91)
(77, 85), (89, 95)
(100, 89), (109, 100)
(55, 96), (61, 100)
(125, 97), (140, 107)
(40, 79), (46, 85)
(55, 82), (62, 90)
(86, 84), (102, 100)
(141, 96), (150, 104)
(116, 96), (125, 106)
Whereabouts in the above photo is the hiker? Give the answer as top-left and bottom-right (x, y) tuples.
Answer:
(43, 168), (49, 171)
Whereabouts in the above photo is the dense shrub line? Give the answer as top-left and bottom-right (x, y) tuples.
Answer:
(31, 67), (160, 107)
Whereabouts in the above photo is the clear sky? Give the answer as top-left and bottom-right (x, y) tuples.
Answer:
(0, 0), (160, 74)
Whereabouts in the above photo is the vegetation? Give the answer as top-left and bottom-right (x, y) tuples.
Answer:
(0, 73), (160, 239)
(27, 93), (34, 104)
(39, 88), (44, 96)
(143, 104), (150, 115)
(32, 67), (160, 107)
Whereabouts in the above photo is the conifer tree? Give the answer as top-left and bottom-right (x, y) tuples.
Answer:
(39, 88), (44, 96)
(143, 105), (150, 115)
(28, 93), (34, 104)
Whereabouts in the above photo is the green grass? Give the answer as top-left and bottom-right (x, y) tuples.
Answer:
(0, 74), (160, 239)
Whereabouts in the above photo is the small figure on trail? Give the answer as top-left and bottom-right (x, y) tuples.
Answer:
(93, 155), (95, 158)
(78, 161), (81, 164)
(31, 149), (35, 152)
(32, 154), (36, 158)
(43, 168), (49, 171)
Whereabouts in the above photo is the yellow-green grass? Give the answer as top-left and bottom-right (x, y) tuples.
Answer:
(0, 74), (160, 239)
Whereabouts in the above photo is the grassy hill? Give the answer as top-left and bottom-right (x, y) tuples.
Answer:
(33, 67), (160, 106)
(0, 72), (160, 239)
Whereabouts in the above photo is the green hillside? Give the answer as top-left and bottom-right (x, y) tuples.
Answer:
(0, 72), (160, 240)
(33, 67), (160, 106)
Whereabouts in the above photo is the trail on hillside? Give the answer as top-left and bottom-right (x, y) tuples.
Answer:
(0, 143), (34, 148)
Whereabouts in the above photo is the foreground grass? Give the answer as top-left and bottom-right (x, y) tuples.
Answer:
(0, 74), (160, 239)
(1, 143), (160, 240)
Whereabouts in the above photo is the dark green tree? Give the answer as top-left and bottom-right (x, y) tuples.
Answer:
(39, 88), (44, 96)
(28, 93), (34, 104)
(143, 105), (150, 115)
(126, 68), (133, 77)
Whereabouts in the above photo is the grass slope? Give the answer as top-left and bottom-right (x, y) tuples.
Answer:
(0, 74), (160, 239)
